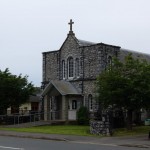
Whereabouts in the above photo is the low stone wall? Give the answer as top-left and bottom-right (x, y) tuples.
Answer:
(90, 120), (112, 136)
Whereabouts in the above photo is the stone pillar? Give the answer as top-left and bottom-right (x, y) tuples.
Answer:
(62, 96), (68, 121)
(44, 95), (50, 121)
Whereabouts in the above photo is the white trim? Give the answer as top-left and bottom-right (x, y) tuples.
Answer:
(0, 145), (24, 150)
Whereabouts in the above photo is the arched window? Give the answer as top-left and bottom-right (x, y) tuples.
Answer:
(75, 58), (79, 77)
(68, 57), (74, 78)
(62, 60), (65, 79)
(88, 94), (93, 111)
(108, 56), (112, 69)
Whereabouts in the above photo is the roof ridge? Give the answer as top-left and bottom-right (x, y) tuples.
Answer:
(77, 39), (96, 46)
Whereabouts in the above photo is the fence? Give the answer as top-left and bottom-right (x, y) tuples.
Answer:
(0, 112), (41, 125)
(0, 110), (63, 125)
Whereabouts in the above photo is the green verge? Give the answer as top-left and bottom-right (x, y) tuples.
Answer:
(0, 125), (149, 137)
(0, 125), (91, 136)
(113, 126), (150, 136)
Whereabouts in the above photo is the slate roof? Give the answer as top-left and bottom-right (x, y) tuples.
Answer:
(77, 39), (96, 46)
(29, 88), (42, 102)
(41, 80), (81, 96)
(29, 95), (41, 102)
(120, 48), (150, 62)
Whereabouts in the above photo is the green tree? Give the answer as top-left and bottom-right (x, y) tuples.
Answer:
(0, 68), (34, 114)
(96, 54), (150, 130)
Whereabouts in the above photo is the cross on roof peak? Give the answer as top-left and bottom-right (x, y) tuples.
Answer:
(68, 19), (74, 31)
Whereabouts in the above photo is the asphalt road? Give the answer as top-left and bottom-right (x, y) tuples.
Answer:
(0, 135), (148, 150)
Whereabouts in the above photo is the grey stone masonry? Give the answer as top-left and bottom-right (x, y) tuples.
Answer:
(42, 50), (60, 82)
(90, 120), (112, 136)
(80, 43), (120, 80)
(42, 20), (150, 120)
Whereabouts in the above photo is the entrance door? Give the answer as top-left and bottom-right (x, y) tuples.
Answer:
(50, 96), (62, 120)
(68, 100), (77, 120)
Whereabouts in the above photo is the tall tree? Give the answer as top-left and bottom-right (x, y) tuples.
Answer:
(0, 68), (34, 114)
(96, 54), (150, 129)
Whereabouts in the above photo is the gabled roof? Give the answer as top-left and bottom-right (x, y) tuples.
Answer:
(28, 87), (42, 102)
(29, 95), (40, 102)
(59, 32), (96, 51)
(41, 80), (81, 96)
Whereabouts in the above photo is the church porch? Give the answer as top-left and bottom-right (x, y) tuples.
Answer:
(41, 80), (82, 122)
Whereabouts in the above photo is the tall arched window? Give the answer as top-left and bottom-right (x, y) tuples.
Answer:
(108, 56), (112, 69)
(68, 57), (74, 78)
(88, 94), (93, 111)
(62, 60), (65, 79)
(75, 58), (79, 77)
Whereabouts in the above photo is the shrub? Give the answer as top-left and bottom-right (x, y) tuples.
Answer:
(77, 106), (89, 125)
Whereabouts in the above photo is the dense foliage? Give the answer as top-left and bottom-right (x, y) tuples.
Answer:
(77, 106), (89, 125)
(96, 54), (150, 129)
(0, 68), (34, 114)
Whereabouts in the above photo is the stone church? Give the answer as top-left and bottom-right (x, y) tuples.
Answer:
(41, 20), (150, 122)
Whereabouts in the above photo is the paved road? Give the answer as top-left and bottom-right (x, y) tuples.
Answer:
(0, 135), (148, 150)
(0, 130), (149, 147)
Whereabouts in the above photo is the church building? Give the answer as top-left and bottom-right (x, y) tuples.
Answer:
(41, 20), (150, 122)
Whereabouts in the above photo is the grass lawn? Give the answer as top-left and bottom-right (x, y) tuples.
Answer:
(0, 125), (91, 136)
(113, 125), (150, 136)
(0, 125), (149, 137)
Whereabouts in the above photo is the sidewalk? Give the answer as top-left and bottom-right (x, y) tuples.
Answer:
(0, 130), (149, 148)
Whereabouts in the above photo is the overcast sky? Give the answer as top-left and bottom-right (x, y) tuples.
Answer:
(0, 0), (150, 87)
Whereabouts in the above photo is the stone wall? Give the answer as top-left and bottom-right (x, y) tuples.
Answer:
(82, 80), (96, 108)
(90, 120), (112, 136)
(60, 34), (81, 80)
(42, 51), (60, 82)
(82, 45), (100, 79)
(81, 44), (119, 80)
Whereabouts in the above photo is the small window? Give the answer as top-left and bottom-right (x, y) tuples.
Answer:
(108, 56), (112, 69)
(72, 100), (77, 109)
(68, 57), (74, 78)
(62, 60), (65, 79)
(88, 94), (93, 111)
(75, 58), (79, 77)
(80, 57), (83, 71)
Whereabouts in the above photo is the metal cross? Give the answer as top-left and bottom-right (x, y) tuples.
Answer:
(68, 19), (74, 31)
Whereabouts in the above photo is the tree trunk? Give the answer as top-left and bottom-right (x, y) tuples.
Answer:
(126, 109), (133, 130)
